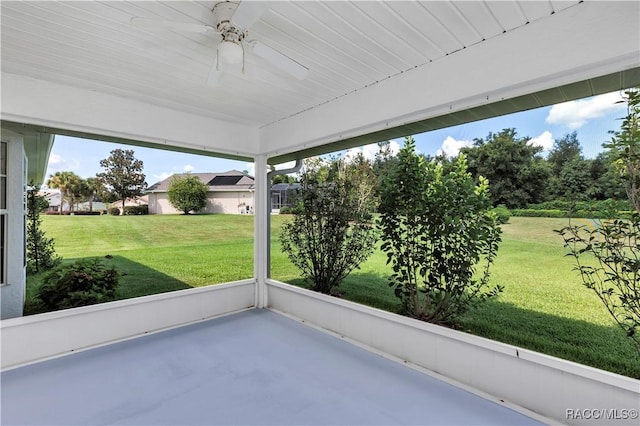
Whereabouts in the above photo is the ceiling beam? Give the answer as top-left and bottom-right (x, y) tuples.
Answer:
(1, 73), (258, 162)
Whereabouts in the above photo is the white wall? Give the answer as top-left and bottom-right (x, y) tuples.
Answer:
(0, 129), (26, 320)
(1, 280), (255, 370)
(148, 191), (254, 215)
(207, 191), (254, 214)
(266, 280), (640, 426)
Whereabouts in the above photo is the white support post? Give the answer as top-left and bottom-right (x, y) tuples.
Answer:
(1, 129), (26, 319)
(253, 154), (268, 308)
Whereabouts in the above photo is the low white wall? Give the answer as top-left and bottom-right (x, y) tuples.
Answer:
(1, 280), (255, 370)
(266, 280), (640, 426)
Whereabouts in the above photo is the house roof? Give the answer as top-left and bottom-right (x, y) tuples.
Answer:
(146, 170), (255, 193)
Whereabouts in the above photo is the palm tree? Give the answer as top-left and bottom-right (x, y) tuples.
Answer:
(83, 177), (102, 212)
(47, 171), (82, 213)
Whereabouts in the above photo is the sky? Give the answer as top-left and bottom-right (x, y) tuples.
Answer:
(44, 90), (627, 187)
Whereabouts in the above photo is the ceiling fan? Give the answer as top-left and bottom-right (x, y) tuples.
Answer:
(131, 1), (309, 84)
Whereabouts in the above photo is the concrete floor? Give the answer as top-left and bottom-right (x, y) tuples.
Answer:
(1, 309), (543, 425)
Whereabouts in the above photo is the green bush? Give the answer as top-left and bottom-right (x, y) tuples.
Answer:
(35, 259), (119, 312)
(378, 138), (502, 326)
(108, 207), (121, 216)
(280, 157), (378, 295)
(167, 175), (208, 214)
(492, 205), (511, 224)
(123, 205), (148, 215)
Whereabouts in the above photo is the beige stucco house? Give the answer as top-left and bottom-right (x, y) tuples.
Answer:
(147, 170), (254, 215)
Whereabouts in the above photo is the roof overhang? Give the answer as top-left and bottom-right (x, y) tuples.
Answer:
(1, 1), (638, 168)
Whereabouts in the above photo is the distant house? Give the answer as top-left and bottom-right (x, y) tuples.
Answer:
(146, 171), (255, 215)
(38, 189), (107, 213)
(39, 189), (63, 213)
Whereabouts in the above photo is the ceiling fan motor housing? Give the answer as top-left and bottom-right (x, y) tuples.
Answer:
(213, 1), (246, 55)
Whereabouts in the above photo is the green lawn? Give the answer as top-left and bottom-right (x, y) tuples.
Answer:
(28, 215), (640, 378)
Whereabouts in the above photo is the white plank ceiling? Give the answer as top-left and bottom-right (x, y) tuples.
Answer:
(1, 0), (583, 128)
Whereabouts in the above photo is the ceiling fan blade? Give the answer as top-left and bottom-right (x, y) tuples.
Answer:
(231, 1), (270, 29)
(250, 41), (309, 80)
(130, 17), (217, 34)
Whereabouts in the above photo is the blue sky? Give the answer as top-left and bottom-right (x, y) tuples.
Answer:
(44, 91), (626, 187)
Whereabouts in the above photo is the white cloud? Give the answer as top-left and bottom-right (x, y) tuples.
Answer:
(49, 153), (64, 164)
(528, 131), (554, 151)
(344, 141), (400, 163)
(546, 92), (625, 129)
(153, 172), (172, 181)
(245, 162), (255, 176)
(436, 136), (473, 158)
(183, 164), (194, 173)
(45, 153), (81, 177)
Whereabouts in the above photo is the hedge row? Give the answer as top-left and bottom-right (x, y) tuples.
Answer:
(511, 209), (633, 219)
(528, 199), (633, 212)
(44, 211), (104, 216)
(108, 205), (149, 215)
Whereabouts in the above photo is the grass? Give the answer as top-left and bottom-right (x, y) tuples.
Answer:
(28, 215), (640, 378)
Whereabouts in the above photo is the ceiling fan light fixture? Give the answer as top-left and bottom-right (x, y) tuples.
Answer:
(218, 40), (243, 65)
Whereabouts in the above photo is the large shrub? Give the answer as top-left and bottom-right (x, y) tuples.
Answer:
(378, 137), (502, 326)
(280, 157), (378, 295)
(36, 259), (119, 312)
(167, 175), (208, 214)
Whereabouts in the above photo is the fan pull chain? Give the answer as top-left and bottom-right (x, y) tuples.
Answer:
(241, 42), (246, 75)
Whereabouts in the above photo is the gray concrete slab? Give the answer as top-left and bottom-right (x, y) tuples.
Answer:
(1, 309), (543, 425)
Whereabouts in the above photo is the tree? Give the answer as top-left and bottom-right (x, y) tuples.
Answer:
(378, 137), (502, 325)
(47, 171), (82, 213)
(82, 177), (102, 212)
(588, 152), (627, 200)
(342, 151), (378, 213)
(556, 157), (592, 201)
(280, 157), (378, 295)
(559, 88), (640, 354)
(97, 149), (147, 212)
(547, 132), (582, 176)
(26, 185), (61, 273)
(462, 129), (550, 208)
(167, 175), (208, 214)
